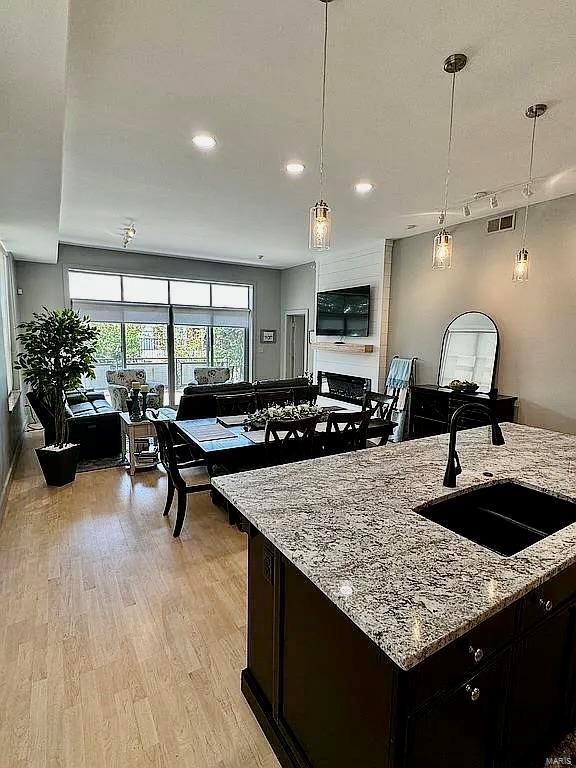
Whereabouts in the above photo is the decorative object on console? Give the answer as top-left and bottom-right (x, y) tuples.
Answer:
(260, 329), (277, 344)
(438, 312), (498, 394)
(245, 403), (323, 432)
(513, 104), (547, 282)
(129, 382), (143, 421)
(308, 0), (334, 251)
(432, 53), (468, 270)
(141, 384), (149, 414)
(447, 379), (479, 393)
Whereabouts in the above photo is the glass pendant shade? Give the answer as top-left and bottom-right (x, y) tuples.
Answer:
(309, 200), (331, 250)
(512, 248), (529, 282)
(432, 229), (453, 270)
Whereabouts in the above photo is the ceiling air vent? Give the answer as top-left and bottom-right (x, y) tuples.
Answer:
(487, 213), (516, 234)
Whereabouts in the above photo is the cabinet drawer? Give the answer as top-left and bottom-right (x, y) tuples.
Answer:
(132, 422), (154, 438)
(406, 650), (511, 768)
(406, 603), (517, 711)
(521, 562), (576, 631)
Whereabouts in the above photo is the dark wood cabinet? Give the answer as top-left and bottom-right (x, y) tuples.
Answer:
(279, 559), (395, 768)
(409, 385), (517, 440)
(506, 604), (576, 766)
(242, 522), (576, 768)
(247, 527), (276, 711)
(406, 652), (510, 768)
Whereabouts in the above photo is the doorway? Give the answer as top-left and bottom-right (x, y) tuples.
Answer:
(285, 312), (307, 378)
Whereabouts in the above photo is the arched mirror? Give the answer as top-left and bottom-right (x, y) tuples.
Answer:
(438, 312), (499, 394)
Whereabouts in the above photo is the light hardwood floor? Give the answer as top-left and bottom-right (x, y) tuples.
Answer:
(0, 433), (279, 768)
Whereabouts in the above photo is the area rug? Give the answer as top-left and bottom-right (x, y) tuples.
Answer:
(77, 454), (127, 473)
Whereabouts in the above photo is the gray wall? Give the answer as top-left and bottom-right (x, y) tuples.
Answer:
(0, 253), (24, 517)
(388, 193), (576, 433)
(280, 261), (316, 377)
(16, 243), (283, 381)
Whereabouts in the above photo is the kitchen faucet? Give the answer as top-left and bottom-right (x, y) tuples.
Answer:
(443, 403), (505, 488)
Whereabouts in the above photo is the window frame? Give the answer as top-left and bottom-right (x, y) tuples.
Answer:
(67, 267), (253, 401)
(0, 249), (19, 406)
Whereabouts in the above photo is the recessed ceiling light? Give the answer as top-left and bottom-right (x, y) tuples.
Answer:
(192, 133), (217, 151)
(354, 181), (374, 195)
(285, 162), (305, 176)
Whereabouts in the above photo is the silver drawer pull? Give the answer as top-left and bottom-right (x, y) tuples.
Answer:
(539, 598), (553, 612)
(465, 685), (481, 702)
(468, 646), (484, 663)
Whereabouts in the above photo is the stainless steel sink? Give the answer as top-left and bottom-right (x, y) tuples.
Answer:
(416, 481), (576, 556)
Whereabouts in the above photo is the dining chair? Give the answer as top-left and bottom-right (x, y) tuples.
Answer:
(148, 412), (211, 537)
(293, 383), (319, 405)
(264, 413), (321, 464)
(324, 410), (371, 454)
(256, 388), (295, 410)
(215, 392), (257, 417)
(362, 390), (399, 446)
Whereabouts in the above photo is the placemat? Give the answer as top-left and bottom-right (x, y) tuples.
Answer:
(244, 430), (267, 444)
(188, 424), (237, 442)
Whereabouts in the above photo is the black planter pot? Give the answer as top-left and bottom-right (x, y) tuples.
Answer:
(35, 444), (81, 486)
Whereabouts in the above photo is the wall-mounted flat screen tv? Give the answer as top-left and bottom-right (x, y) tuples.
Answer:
(316, 285), (371, 337)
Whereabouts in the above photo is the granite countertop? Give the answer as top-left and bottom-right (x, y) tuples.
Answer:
(212, 424), (576, 671)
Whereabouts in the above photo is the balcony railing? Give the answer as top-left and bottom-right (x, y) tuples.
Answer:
(85, 357), (244, 401)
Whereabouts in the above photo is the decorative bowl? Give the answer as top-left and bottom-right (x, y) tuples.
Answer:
(448, 380), (479, 393)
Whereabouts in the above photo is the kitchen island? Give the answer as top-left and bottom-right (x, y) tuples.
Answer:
(212, 424), (576, 768)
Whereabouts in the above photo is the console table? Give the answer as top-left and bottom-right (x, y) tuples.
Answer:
(409, 385), (517, 439)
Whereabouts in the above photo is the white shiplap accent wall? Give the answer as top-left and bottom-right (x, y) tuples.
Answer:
(314, 240), (393, 391)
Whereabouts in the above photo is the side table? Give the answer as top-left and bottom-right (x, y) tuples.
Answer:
(120, 412), (159, 475)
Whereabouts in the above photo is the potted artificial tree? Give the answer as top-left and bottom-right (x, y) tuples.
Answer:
(17, 308), (98, 486)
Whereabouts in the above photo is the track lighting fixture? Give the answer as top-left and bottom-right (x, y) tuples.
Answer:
(122, 223), (136, 249)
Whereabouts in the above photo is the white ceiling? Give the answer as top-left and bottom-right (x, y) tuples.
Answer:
(5, 0), (576, 266)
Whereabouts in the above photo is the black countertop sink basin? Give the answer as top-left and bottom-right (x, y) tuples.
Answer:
(416, 481), (576, 556)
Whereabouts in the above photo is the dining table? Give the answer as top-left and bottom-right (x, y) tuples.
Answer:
(172, 412), (396, 477)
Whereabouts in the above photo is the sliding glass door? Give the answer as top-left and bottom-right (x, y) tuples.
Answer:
(125, 323), (169, 390)
(174, 325), (209, 402)
(90, 322), (122, 389)
(173, 325), (247, 403)
(212, 326), (247, 382)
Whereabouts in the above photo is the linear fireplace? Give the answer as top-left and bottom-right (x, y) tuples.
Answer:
(317, 371), (371, 405)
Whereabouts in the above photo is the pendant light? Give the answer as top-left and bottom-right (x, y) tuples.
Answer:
(309, 0), (334, 251)
(432, 53), (467, 270)
(512, 104), (547, 283)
